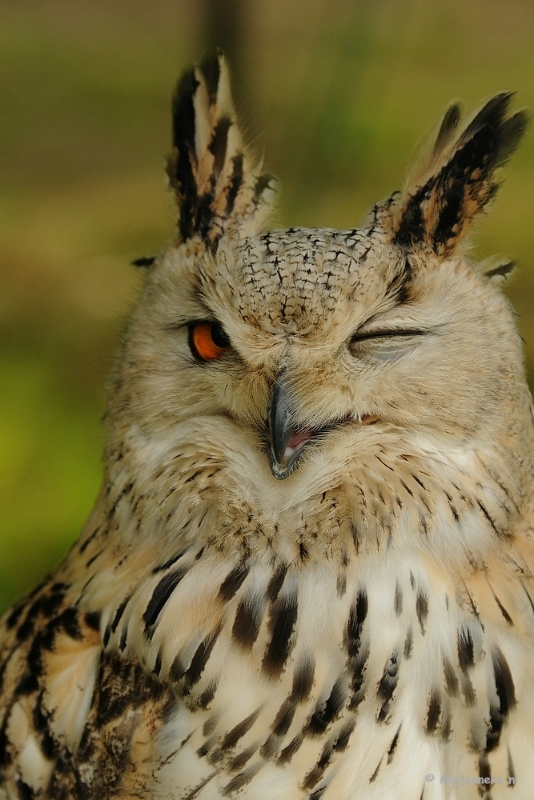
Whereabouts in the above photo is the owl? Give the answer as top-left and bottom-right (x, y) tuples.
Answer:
(1, 52), (534, 800)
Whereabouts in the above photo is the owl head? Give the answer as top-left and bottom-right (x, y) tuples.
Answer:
(107, 53), (531, 508)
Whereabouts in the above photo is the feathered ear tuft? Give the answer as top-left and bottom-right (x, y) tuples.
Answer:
(391, 92), (529, 257)
(167, 52), (278, 250)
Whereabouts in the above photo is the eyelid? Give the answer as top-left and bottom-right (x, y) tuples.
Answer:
(165, 317), (217, 333)
(351, 328), (428, 343)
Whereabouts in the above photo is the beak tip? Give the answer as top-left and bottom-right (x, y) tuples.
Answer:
(269, 456), (292, 481)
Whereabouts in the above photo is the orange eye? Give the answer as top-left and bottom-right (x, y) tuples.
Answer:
(189, 321), (231, 362)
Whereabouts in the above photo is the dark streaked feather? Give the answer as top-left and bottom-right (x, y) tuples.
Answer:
(432, 102), (462, 158)
(131, 255), (157, 268)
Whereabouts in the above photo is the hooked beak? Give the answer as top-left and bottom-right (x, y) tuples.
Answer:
(268, 379), (314, 480)
(267, 378), (379, 480)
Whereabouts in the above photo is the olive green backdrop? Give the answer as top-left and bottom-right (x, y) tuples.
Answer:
(1, 0), (534, 611)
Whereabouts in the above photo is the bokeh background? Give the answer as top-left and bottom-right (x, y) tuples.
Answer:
(1, 0), (534, 612)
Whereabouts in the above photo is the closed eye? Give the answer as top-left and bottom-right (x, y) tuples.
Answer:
(351, 328), (427, 342)
(349, 328), (428, 361)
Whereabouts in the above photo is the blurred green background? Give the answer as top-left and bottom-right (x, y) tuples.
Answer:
(1, 0), (534, 612)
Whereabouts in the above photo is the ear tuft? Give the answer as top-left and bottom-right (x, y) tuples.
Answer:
(431, 102), (462, 159)
(391, 93), (530, 257)
(167, 52), (278, 250)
